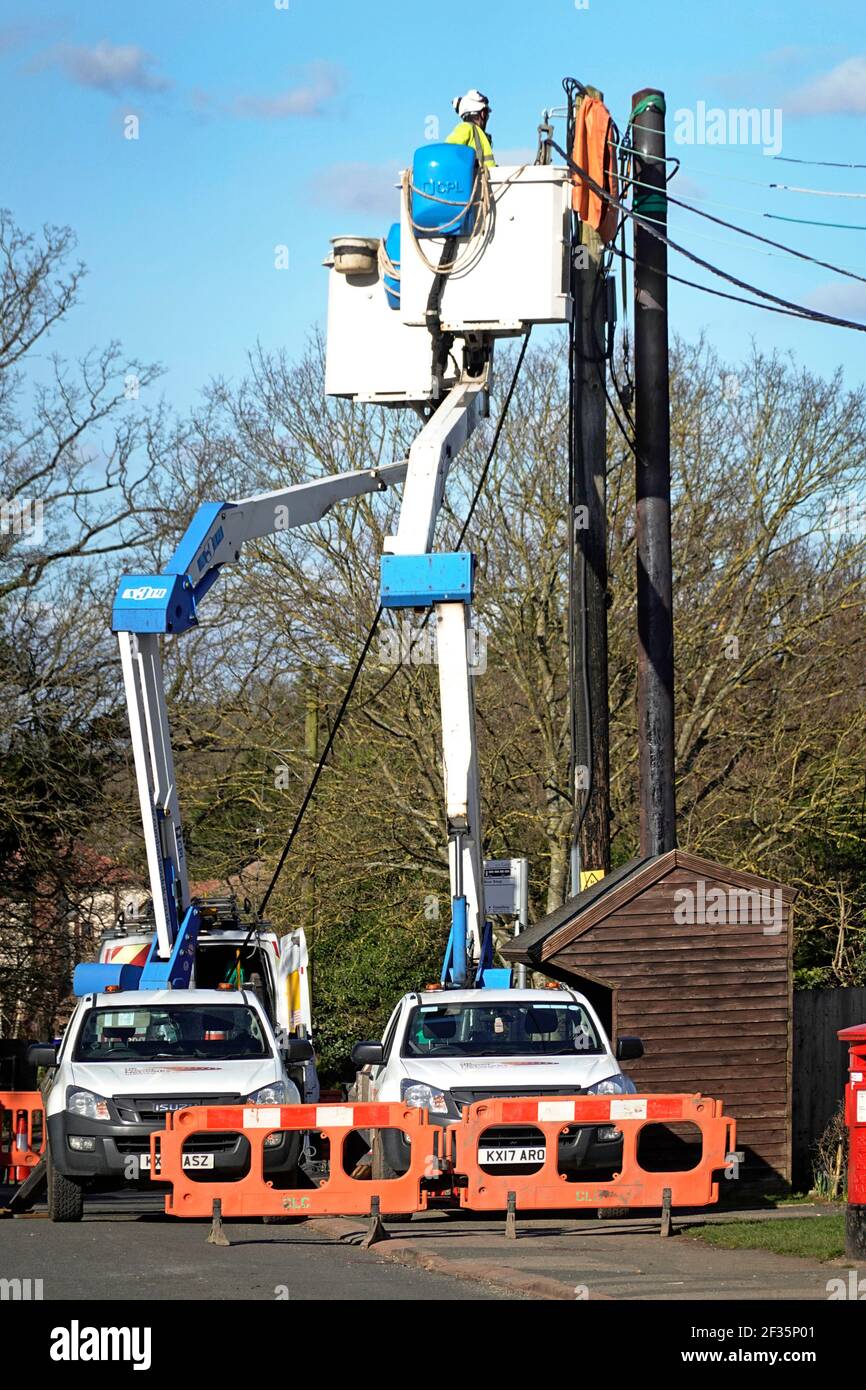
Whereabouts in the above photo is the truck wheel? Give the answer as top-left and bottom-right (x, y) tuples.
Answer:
(47, 1149), (84, 1222)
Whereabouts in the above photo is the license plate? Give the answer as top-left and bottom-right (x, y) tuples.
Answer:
(479, 1145), (546, 1166)
(139, 1152), (214, 1172)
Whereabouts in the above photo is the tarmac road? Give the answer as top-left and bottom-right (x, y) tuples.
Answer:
(0, 1189), (520, 1301)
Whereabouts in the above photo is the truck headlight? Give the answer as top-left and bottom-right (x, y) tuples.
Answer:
(246, 1081), (290, 1106)
(67, 1088), (111, 1121)
(401, 1081), (449, 1115)
(246, 1082), (291, 1146)
(585, 1074), (636, 1096)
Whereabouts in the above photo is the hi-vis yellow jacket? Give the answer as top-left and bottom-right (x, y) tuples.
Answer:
(446, 120), (496, 167)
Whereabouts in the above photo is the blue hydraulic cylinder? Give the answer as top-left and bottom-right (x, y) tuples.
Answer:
(441, 895), (469, 986)
(73, 963), (144, 996)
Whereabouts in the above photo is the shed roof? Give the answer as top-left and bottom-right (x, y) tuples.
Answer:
(502, 848), (795, 966)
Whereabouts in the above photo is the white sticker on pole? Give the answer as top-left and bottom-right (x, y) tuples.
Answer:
(858, 1092), (866, 1124)
(242, 1106), (281, 1128)
(538, 1101), (575, 1122)
(316, 1106), (354, 1127)
(611, 1098), (647, 1120)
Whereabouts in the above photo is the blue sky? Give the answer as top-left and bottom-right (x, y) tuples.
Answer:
(2, 0), (865, 411)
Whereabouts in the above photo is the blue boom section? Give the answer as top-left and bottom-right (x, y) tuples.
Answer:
(72, 907), (201, 997)
(380, 551), (475, 608)
(111, 501), (233, 636)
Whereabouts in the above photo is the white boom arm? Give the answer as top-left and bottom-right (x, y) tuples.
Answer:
(383, 376), (490, 966)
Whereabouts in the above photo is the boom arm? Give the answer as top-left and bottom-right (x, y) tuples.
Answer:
(380, 374), (496, 984)
(105, 461), (407, 989)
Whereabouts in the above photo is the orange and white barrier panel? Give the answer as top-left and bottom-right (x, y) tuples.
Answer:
(454, 1092), (735, 1212)
(0, 1091), (45, 1183)
(152, 1091), (735, 1221)
(152, 1101), (439, 1219)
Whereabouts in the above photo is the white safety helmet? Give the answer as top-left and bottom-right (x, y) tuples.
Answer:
(452, 89), (491, 119)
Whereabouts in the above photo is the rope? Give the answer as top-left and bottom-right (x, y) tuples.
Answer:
(401, 160), (493, 276)
(378, 237), (400, 282)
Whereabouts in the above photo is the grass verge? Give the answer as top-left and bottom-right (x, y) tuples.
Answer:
(688, 1215), (845, 1262)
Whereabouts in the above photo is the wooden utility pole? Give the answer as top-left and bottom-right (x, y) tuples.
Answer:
(632, 88), (676, 856)
(570, 87), (611, 893)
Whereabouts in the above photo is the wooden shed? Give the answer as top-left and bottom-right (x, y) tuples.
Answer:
(502, 848), (796, 1189)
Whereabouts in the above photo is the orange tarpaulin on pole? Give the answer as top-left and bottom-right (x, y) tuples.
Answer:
(571, 96), (619, 244)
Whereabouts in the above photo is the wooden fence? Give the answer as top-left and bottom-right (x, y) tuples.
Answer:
(792, 985), (866, 1189)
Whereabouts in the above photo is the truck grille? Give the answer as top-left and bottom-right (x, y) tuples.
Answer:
(113, 1094), (242, 1124)
(449, 1085), (585, 1112)
(114, 1133), (240, 1155)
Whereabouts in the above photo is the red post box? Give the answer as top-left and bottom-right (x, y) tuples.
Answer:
(838, 1023), (866, 1260)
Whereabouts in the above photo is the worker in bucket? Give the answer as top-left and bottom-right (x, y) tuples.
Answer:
(447, 89), (496, 168)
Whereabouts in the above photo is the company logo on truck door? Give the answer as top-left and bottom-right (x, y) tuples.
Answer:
(197, 524), (224, 572)
(121, 585), (168, 601)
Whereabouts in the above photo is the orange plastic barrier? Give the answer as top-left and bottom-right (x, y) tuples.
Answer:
(454, 1093), (735, 1212)
(152, 1101), (438, 1219)
(0, 1091), (45, 1182)
(153, 1092), (735, 1221)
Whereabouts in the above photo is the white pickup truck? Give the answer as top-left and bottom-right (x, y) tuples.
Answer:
(351, 987), (643, 1178)
(31, 988), (313, 1222)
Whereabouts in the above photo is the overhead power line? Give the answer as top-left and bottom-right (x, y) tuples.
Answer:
(769, 183), (866, 199)
(551, 139), (866, 334)
(628, 180), (866, 284)
(774, 156), (866, 170)
(765, 213), (866, 233)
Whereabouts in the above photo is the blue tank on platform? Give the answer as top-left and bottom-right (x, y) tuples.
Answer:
(411, 143), (477, 238)
(383, 221), (400, 309)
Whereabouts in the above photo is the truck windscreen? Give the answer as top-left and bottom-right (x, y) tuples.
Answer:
(74, 1006), (269, 1061)
(402, 1002), (604, 1057)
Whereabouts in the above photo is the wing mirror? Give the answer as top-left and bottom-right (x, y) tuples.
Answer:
(28, 1043), (59, 1067)
(615, 1036), (644, 1062)
(351, 1041), (384, 1068)
(281, 1038), (314, 1063)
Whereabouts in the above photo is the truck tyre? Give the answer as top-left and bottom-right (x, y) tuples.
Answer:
(47, 1149), (84, 1222)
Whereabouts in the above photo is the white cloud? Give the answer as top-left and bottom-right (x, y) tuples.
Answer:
(805, 280), (866, 322)
(786, 56), (866, 115)
(40, 40), (170, 93)
(309, 161), (403, 219)
(226, 62), (345, 120)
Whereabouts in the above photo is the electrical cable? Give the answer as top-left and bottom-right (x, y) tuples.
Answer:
(551, 139), (866, 333)
(619, 173), (866, 282)
(765, 213), (866, 233)
(769, 183), (866, 199)
(620, 246), (839, 323)
(256, 608), (383, 918)
(774, 155), (866, 169)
